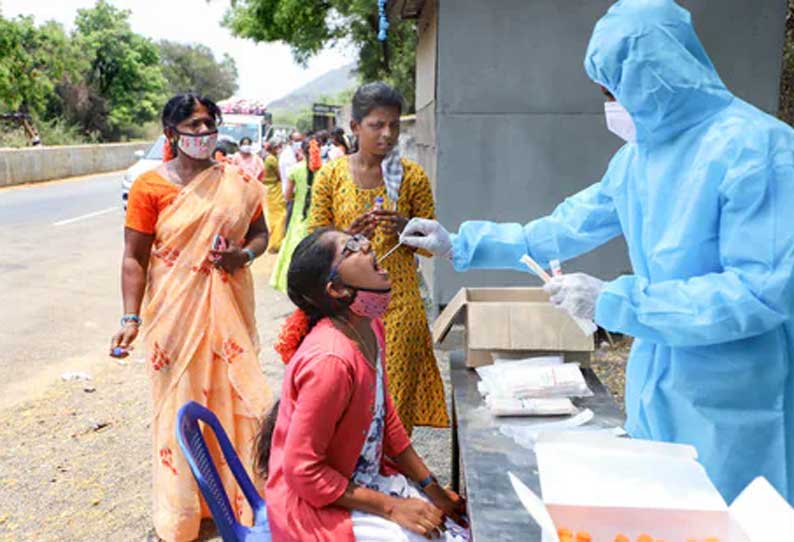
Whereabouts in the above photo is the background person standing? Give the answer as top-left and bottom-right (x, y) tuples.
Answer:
(110, 94), (272, 541)
(279, 131), (304, 222)
(309, 82), (449, 435)
(263, 139), (287, 253)
(271, 138), (313, 293)
(231, 136), (264, 181)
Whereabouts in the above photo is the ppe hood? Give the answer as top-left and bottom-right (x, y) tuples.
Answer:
(584, 0), (734, 144)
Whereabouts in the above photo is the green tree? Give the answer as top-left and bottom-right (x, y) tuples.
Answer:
(159, 41), (239, 101)
(0, 16), (82, 116)
(223, 0), (417, 111)
(72, 0), (167, 139)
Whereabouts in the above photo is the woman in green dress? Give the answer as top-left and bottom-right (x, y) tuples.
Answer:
(270, 139), (313, 293)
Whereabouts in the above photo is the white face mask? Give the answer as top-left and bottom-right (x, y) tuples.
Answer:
(239, 144), (253, 154)
(604, 101), (637, 143)
(175, 131), (218, 160)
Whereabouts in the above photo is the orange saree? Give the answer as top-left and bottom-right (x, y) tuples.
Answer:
(140, 164), (272, 541)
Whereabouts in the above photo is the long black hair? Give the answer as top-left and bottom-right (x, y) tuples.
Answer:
(286, 227), (344, 326)
(254, 227), (342, 478)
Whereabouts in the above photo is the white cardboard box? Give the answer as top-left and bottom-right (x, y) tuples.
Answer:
(510, 432), (794, 542)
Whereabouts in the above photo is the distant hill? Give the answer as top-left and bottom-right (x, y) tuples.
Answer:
(268, 63), (357, 112)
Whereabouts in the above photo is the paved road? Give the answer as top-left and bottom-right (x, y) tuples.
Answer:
(0, 172), (302, 411)
(0, 173), (131, 410)
(0, 172), (123, 228)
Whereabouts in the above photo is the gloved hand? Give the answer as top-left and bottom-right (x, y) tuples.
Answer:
(400, 218), (453, 258)
(543, 273), (605, 321)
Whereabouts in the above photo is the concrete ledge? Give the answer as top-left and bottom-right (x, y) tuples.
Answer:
(0, 142), (151, 187)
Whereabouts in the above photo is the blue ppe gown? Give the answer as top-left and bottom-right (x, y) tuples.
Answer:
(449, 0), (794, 504)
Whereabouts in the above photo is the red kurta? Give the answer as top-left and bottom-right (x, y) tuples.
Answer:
(265, 318), (412, 542)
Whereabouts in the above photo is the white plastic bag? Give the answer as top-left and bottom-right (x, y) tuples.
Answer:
(499, 411), (627, 450)
(509, 363), (592, 399)
(477, 362), (592, 400)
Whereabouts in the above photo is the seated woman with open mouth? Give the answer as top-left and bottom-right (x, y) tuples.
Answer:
(257, 228), (470, 542)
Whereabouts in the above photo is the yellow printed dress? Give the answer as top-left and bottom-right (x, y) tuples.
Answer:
(308, 156), (449, 434)
(263, 154), (287, 252)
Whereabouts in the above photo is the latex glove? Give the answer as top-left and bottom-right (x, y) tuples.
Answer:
(543, 273), (605, 321)
(400, 218), (453, 258)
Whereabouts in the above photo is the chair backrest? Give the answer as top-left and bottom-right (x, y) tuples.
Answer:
(176, 401), (268, 542)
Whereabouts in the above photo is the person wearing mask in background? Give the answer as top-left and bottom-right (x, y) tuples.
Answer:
(271, 138), (312, 293)
(401, 0), (794, 505)
(212, 138), (238, 163)
(231, 136), (265, 182)
(263, 139), (287, 253)
(328, 127), (351, 160)
(309, 82), (450, 435)
(111, 94), (272, 541)
(280, 130), (305, 223)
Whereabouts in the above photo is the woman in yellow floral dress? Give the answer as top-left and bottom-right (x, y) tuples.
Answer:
(308, 82), (449, 434)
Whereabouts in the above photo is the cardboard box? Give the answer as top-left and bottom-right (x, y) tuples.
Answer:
(509, 432), (794, 542)
(433, 287), (594, 367)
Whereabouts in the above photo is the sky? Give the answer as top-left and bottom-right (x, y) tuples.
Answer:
(0, 0), (357, 105)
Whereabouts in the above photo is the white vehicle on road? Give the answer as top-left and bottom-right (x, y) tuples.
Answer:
(217, 98), (273, 153)
(121, 135), (165, 208)
(218, 113), (272, 154)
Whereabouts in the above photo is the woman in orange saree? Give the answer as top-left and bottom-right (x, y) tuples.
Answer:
(110, 94), (273, 542)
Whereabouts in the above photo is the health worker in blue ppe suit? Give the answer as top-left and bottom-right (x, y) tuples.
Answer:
(401, 0), (794, 504)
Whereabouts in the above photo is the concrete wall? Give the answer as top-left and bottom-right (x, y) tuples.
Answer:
(398, 115), (417, 159)
(424, 0), (787, 305)
(413, 0), (439, 296)
(0, 142), (151, 187)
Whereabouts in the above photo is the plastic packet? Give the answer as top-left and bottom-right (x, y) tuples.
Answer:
(509, 363), (593, 399)
(475, 363), (514, 398)
(477, 362), (593, 400)
(492, 354), (563, 366)
(477, 356), (564, 399)
(486, 396), (578, 417)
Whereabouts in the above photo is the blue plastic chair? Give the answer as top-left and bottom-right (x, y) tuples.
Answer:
(176, 401), (271, 542)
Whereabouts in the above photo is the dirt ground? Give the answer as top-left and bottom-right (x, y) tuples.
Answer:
(0, 255), (455, 542)
(0, 253), (628, 542)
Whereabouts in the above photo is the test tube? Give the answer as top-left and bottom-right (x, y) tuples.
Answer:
(374, 196), (384, 211)
(550, 258), (563, 277)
